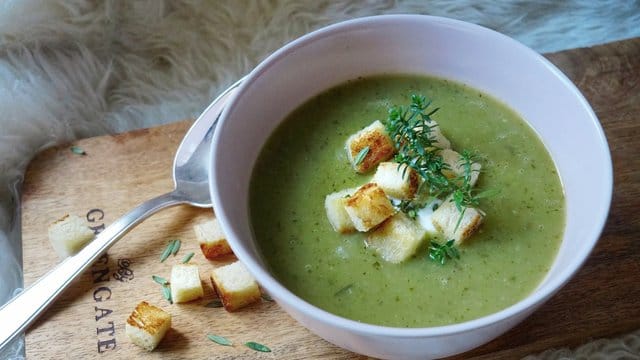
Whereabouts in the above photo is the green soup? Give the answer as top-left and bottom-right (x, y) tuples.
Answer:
(250, 75), (564, 327)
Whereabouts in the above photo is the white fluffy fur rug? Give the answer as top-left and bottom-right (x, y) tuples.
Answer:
(1, 1), (639, 358)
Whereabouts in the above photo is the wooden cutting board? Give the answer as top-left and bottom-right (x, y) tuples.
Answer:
(21, 37), (640, 359)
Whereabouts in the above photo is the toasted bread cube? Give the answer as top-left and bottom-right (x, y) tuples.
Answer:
(210, 261), (261, 312)
(431, 196), (483, 244)
(170, 264), (203, 303)
(125, 301), (171, 351)
(194, 218), (233, 260)
(48, 214), (95, 258)
(366, 212), (427, 263)
(372, 162), (420, 200)
(440, 149), (481, 187)
(325, 187), (359, 233)
(344, 183), (396, 232)
(345, 120), (396, 173)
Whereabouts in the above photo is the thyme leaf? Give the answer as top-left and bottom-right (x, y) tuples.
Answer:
(245, 341), (271, 352)
(207, 334), (233, 346)
(160, 240), (175, 263)
(171, 239), (181, 256)
(160, 239), (181, 262)
(161, 285), (172, 304)
(181, 251), (195, 263)
(70, 146), (87, 155)
(354, 146), (370, 166)
(151, 275), (168, 286)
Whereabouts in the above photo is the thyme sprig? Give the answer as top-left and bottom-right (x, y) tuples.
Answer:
(387, 95), (449, 197)
(385, 94), (493, 263)
(385, 95), (487, 219)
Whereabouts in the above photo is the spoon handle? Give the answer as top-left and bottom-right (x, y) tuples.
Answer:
(0, 191), (184, 350)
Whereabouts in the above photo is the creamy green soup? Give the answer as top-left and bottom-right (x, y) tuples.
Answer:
(250, 75), (564, 327)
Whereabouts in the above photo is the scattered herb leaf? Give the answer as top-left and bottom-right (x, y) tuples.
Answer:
(205, 299), (224, 308)
(70, 146), (86, 155)
(152, 275), (168, 286)
(245, 341), (271, 352)
(261, 293), (274, 302)
(428, 240), (460, 265)
(353, 146), (370, 166)
(160, 240), (175, 263)
(181, 251), (194, 263)
(207, 334), (232, 346)
(334, 283), (354, 296)
(171, 239), (181, 256)
(161, 285), (172, 304)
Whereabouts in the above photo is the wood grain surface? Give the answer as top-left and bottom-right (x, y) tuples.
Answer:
(21, 38), (640, 359)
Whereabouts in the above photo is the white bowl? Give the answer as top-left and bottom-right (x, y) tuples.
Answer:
(209, 15), (612, 359)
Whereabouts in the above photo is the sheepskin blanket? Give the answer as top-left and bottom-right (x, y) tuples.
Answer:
(1, 1), (639, 358)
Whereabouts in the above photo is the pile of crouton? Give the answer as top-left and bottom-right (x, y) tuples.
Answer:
(325, 119), (484, 263)
(48, 215), (262, 351)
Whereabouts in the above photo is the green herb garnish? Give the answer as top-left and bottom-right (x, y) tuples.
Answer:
(386, 94), (446, 196)
(160, 241), (174, 263)
(245, 341), (271, 352)
(152, 275), (168, 286)
(261, 293), (274, 302)
(428, 240), (460, 265)
(207, 334), (233, 346)
(353, 146), (370, 166)
(160, 239), (180, 262)
(181, 251), (195, 263)
(205, 299), (224, 308)
(385, 94), (493, 255)
(70, 146), (86, 155)
(161, 285), (172, 304)
(171, 239), (181, 256)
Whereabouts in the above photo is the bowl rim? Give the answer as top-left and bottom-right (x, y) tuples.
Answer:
(210, 14), (613, 338)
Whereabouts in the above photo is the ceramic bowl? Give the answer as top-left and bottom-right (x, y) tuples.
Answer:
(209, 15), (612, 359)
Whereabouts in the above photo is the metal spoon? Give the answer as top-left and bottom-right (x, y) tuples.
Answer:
(0, 78), (243, 350)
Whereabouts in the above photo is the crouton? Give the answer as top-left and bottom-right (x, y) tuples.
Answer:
(440, 149), (481, 187)
(345, 120), (396, 173)
(48, 214), (95, 258)
(125, 301), (171, 351)
(170, 264), (204, 303)
(210, 261), (261, 312)
(431, 196), (483, 244)
(193, 218), (233, 260)
(366, 212), (427, 263)
(371, 162), (420, 200)
(325, 187), (359, 233)
(344, 183), (396, 232)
